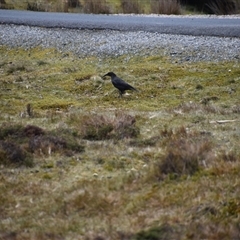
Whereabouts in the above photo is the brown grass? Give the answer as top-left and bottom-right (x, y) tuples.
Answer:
(0, 123), (84, 164)
(150, 0), (181, 15)
(83, 0), (111, 14)
(2, 0), (240, 14)
(74, 112), (139, 140)
(120, 0), (143, 14)
(0, 46), (239, 239)
(147, 127), (213, 180)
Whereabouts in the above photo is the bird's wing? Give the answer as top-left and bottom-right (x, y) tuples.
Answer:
(112, 77), (127, 87)
(112, 76), (137, 92)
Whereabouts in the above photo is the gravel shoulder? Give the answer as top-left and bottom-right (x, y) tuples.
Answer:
(0, 24), (239, 62)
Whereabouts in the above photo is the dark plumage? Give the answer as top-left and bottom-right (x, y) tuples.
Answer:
(103, 72), (137, 97)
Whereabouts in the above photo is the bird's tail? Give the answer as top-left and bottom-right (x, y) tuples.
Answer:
(131, 86), (138, 92)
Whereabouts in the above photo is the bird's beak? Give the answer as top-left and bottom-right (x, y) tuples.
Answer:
(102, 74), (108, 78)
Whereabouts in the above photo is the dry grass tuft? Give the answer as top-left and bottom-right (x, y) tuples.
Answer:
(77, 112), (139, 140)
(78, 114), (114, 140)
(112, 112), (139, 140)
(154, 127), (213, 178)
(83, 0), (111, 14)
(120, 0), (143, 14)
(150, 0), (181, 14)
(159, 139), (209, 176)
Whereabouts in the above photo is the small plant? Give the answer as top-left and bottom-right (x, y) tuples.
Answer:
(26, 103), (33, 117)
(112, 112), (139, 140)
(37, 60), (48, 66)
(221, 198), (240, 217)
(196, 84), (204, 90)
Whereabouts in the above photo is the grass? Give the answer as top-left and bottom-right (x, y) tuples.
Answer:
(0, 0), (186, 14)
(0, 45), (240, 239)
(150, 0), (181, 15)
(2, 0), (240, 14)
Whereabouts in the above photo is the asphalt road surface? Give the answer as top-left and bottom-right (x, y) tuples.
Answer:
(0, 9), (240, 37)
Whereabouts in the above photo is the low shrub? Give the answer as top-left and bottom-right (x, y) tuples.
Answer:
(112, 112), (140, 140)
(0, 124), (24, 140)
(78, 112), (139, 140)
(0, 140), (33, 167)
(0, 123), (84, 163)
(158, 139), (209, 176)
(24, 125), (45, 137)
(79, 114), (113, 140)
(0, 124), (44, 142)
(29, 129), (84, 156)
(154, 127), (213, 179)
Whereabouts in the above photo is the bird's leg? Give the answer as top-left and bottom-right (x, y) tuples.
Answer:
(118, 90), (123, 98)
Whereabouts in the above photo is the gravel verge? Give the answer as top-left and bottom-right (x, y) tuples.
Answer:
(0, 24), (239, 62)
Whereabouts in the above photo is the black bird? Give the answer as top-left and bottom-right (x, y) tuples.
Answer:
(103, 72), (137, 97)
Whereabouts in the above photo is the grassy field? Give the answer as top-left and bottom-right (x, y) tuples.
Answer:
(0, 45), (240, 239)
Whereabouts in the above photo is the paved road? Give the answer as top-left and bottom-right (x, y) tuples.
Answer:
(0, 9), (240, 37)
